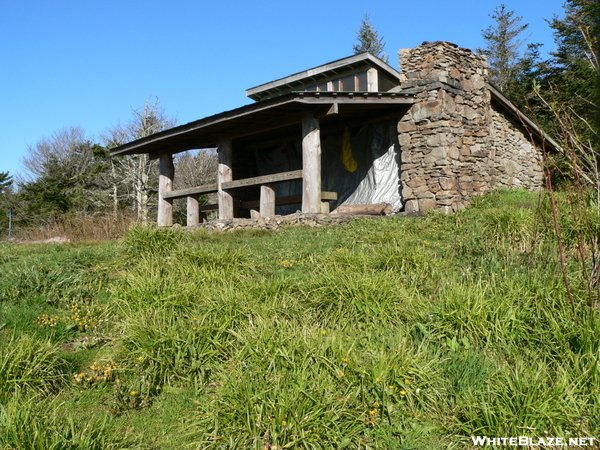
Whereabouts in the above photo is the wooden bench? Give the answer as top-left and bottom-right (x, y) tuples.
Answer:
(243, 191), (338, 217)
(163, 170), (337, 226)
(163, 170), (336, 226)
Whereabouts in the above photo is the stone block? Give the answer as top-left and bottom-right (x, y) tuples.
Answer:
(413, 184), (431, 194)
(418, 198), (437, 211)
(423, 154), (437, 165)
(408, 176), (426, 186)
(398, 134), (412, 147)
(401, 186), (414, 199)
(462, 78), (473, 91)
(426, 134), (442, 146)
(404, 199), (419, 213)
(447, 146), (461, 160)
(439, 177), (459, 190)
(471, 73), (485, 89)
(438, 197), (455, 206)
(443, 94), (456, 115)
(398, 121), (417, 133)
(417, 190), (435, 199)
(503, 160), (519, 174)
(463, 105), (478, 120)
(429, 182), (442, 193)
(411, 100), (442, 121)
(401, 171), (414, 181)
(423, 120), (450, 129)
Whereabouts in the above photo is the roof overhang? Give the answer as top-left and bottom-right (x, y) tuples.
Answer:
(109, 91), (414, 157)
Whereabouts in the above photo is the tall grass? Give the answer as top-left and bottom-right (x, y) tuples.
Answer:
(11, 212), (138, 242)
(0, 333), (67, 403)
(1, 189), (600, 448)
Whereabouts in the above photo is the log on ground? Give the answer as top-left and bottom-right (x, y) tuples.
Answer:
(332, 203), (393, 215)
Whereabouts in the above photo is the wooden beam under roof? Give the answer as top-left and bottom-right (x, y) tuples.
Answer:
(110, 91), (413, 157)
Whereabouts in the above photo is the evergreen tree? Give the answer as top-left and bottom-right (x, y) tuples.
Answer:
(0, 172), (12, 195)
(546, 0), (599, 145)
(16, 141), (108, 225)
(509, 43), (555, 115)
(16, 130), (110, 226)
(478, 4), (530, 94)
(0, 172), (14, 237)
(353, 14), (388, 63)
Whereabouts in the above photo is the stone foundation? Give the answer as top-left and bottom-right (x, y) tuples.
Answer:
(185, 212), (372, 233)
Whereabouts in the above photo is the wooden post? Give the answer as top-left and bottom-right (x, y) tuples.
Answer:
(187, 194), (200, 226)
(367, 67), (378, 91)
(158, 151), (174, 226)
(218, 136), (234, 219)
(301, 111), (322, 213)
(260, 183), (276, 217)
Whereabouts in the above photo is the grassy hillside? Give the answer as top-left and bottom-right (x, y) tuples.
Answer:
(1, 189), (599, 449)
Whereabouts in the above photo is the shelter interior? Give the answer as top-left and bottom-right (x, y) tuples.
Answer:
(110, 52), (415, 226)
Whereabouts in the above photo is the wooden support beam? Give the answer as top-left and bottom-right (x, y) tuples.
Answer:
(301, 111), (322, 213)
(218, 136), (234, 220)
(221, 170), (303, 190)
(158, 151), (174, 227)
(367, 68), (378, 91)
(187, 194), (200, 227)
(324, 103), (338, 115)
(163, 183), (218, 200)
(260, 184), (276, 218)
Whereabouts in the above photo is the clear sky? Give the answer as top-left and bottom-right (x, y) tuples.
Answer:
(1, 0), (566, 179)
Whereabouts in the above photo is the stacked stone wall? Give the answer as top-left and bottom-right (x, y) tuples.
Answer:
(487, 107), (544, 189)
(397, 41), (544, 213)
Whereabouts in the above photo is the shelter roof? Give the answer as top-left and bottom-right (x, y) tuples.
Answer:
(109, 91), (414, 157)
(246, 53), (402, 101)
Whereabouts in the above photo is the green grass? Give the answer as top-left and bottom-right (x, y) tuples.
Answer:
(1, 189), (600, 449)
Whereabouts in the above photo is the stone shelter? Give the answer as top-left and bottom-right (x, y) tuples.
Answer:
(110, 41), (557, 225)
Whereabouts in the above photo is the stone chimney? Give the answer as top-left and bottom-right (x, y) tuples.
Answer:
(396, 41), (494, 214)
(398, 41), (488, 90)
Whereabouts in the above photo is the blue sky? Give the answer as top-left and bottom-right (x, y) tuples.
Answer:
(1, 0), (565, 179)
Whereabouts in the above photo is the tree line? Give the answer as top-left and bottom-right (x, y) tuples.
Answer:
(0, 98), (217, 237)
(476, 0), (598, 151)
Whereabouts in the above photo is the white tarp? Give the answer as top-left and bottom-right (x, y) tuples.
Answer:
(255, 120), (402, 214)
